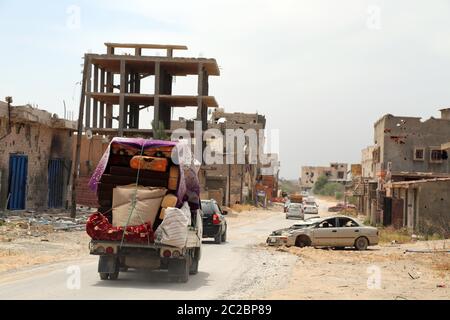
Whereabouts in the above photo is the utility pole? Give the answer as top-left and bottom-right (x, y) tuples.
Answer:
(71, 54), (89, 218)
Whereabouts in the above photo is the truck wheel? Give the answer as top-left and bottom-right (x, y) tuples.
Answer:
(190, 249), (200, 275)
(99, 273), (109, 280)
(109, 272), (119, 280)
(214, 228), (223, 244)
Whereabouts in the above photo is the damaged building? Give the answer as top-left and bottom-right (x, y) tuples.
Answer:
(198, 108), (279, 206)
(300, 163), (349, 191)
(354, 108), (450, 234)
(0, 100), (76, 211)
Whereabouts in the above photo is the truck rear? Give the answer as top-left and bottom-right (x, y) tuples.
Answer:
(85, 138), (203, 283)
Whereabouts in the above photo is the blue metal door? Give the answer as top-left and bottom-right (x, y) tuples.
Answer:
(8, 154), (28, 210)
(48, 159), (64, 208)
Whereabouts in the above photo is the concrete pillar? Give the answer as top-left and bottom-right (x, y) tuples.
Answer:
(105, 71), (113, 128)
(93, 65), (99, 128)
(99, 68), (105, 129)
(85, 59), (92, 129)
(118, 60), (127, 136)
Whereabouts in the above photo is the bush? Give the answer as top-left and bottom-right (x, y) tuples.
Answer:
(313, 175), (328, 194)
(335, 191), (344, 200)
(313, 175), (345, 200)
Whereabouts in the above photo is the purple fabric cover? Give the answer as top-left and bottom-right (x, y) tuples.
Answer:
(88, 137), (198, 207)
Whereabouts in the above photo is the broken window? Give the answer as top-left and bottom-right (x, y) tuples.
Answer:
(414, 148), (425, 161)
(337, 218), (359, 227)
(373, 147), (380, 163)
(318, 218), (336, 228)
(337, 171), (344, 179)
(430, 148), (443, 163)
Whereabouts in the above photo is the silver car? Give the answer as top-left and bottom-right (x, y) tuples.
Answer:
(267, 215), (379, 250)
(285, 203), (305, 220)
(303, 199), (319, 215)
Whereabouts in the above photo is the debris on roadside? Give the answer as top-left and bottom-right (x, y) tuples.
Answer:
(405, 249), (450, 254)
(408, 271), (421, 280)
(0, 210), (91, 241)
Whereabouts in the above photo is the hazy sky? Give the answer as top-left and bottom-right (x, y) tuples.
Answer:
(1, 0), (450, 178)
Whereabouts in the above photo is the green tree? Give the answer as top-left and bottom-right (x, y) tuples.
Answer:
(152, 120), (169, 140)
(313, 175), (328, 194)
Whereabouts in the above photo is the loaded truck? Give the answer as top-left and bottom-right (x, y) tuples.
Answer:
(86, 138), (203, 283)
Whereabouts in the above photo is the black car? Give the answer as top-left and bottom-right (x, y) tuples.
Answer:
(201, 199), (228, 244)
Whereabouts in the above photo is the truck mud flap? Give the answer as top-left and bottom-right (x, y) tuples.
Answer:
(98, 256), (118, 274)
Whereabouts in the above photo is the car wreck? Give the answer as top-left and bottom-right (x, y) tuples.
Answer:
(267, 215), (379, 251)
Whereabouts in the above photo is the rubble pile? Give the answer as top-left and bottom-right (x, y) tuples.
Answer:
(0, 209), (94, 241)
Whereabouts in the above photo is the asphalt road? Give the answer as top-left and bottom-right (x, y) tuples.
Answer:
(0, 199), (333, 300)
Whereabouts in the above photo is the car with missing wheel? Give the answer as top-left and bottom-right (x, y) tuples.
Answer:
(201, 199), (228, 244)
(267, 215), (379, 250)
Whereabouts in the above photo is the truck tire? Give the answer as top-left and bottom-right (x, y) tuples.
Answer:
(99, 273), (109, 280)
(108, 271), (119, 280)
(190, 249), (200, 275)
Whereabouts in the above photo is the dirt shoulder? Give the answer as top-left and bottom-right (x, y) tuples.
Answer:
(0, 206), (279, 276)
(263, 240), (449, 300)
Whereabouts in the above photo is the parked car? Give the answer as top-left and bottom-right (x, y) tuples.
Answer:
(303, 198), (319, 215)
(201, 199), (228, 244)
(267, 215), (379, 250)
(328, 203), (357, 212)
(286, 203), (305, 220)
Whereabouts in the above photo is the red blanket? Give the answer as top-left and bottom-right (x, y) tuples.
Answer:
(86, 212), (155, 244)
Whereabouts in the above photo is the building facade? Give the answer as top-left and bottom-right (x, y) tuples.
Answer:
(300, 163), (348, 191)
(0, 102), (76, 211)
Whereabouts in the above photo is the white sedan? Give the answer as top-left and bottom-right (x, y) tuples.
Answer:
(303, 200), (319, 214)
(285, 203), (305, 220)
(267, 215), (379, 250)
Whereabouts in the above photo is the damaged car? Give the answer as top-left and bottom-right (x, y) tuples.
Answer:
(267, 216), (379, 251)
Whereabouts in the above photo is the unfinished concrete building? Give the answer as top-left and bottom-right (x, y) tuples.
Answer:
(82, 43), (220, 136)
(0, 101), (76, 211)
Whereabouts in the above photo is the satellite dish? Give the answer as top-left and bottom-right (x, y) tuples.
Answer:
(86, 129), (93, 140)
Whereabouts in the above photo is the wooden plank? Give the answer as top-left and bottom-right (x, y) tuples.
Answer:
(71, 54), (90, 218)
(105, 43), (188, 50)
